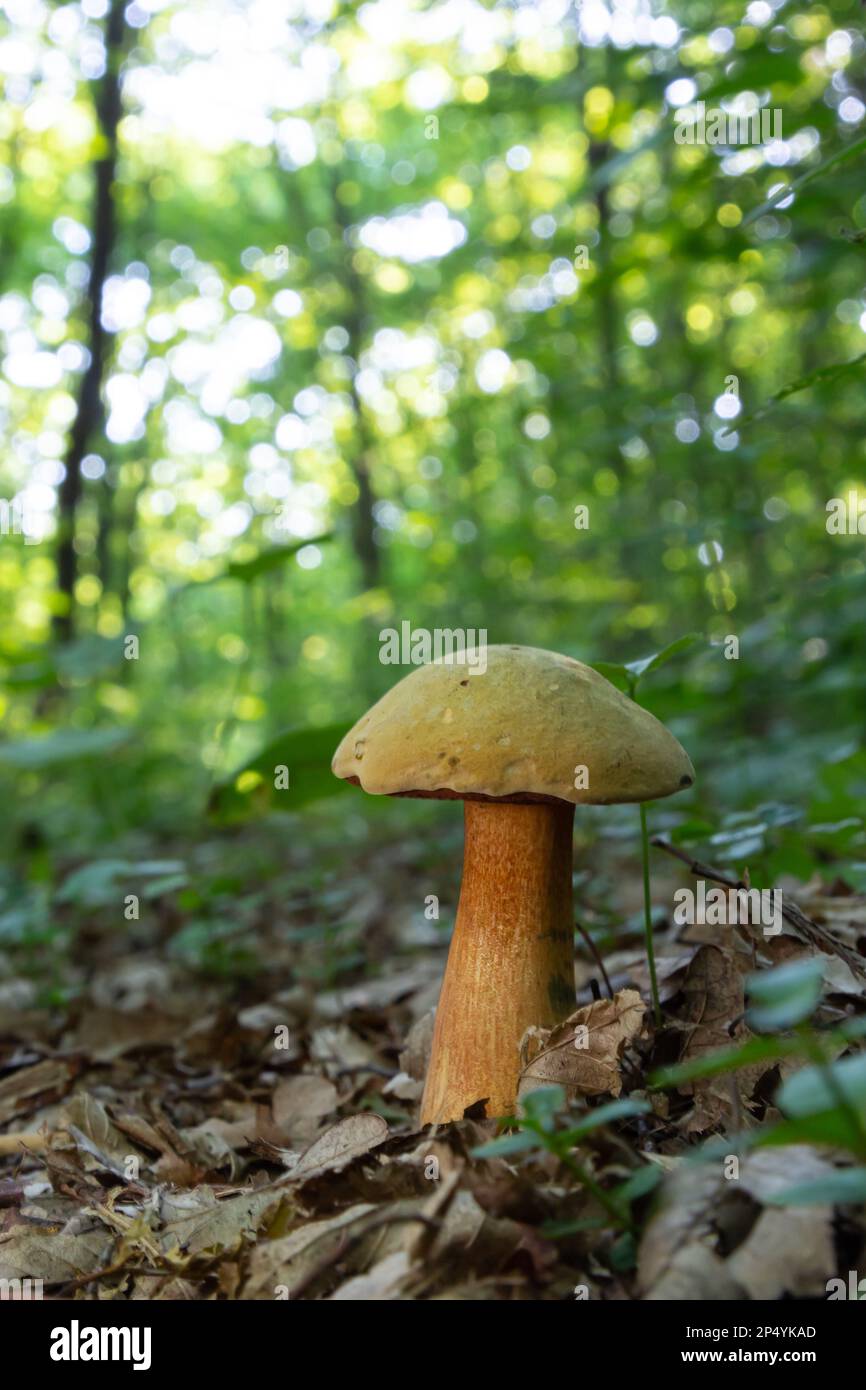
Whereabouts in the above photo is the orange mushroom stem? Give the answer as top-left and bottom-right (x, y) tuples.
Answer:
(420, 799), (576, 1124)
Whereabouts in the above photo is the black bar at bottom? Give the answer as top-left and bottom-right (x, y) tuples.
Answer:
(1, 1294), (860, 1374)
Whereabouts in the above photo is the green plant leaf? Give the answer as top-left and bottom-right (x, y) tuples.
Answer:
(471, 1131), (541, 1159)
(57, 858), (187, 907)
(838, 863), (866, 893)
(624, 633), (703, 682)
(742, 131), (866, 226)
(55, 635), (126, 682)
(730, 351), (866, 431)
(0, 728), (130, 768)
(755, 1111), (866, 1153)
(609, 1230), (638, 1271)
(590, 660), (631, 691)
(207, 723), (353, 823)
(668, 818), (717, 844)
(175, 534), (333, 592)
(650, 1034), (802, 1089)
(746, 958), (824, 1032)
(540, 1215), (608, 1238)
(652, 1017), (866, 1091)
(763, 1167), (866, 1206)
(557, 1097), (651, 1145)
(777, 1054), (866, 1118)
(518, 1084), (567, 1130)
(611, 1164), (661, 1205)
(695, 1108), (866, 1162)
(591, 634), (701, 695)
(224, 534), (333, 582)
(587, 126), (671, 192)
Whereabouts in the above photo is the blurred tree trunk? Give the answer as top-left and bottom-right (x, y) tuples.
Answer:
(53, 0), (126, 641)
(589, 143), (624, 483)
(330, 189), (381, 593)
(0, 128), (24, 277)
(278, 164), (382, 594)
(116, 476), (146, 624)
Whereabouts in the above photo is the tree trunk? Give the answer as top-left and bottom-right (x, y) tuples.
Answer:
(590, 141), (624, 482)
(329, 182), (382, 593)
(53, 0), (126, 641)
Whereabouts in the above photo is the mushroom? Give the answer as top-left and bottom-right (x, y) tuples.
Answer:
(332, 644), (694, 1125)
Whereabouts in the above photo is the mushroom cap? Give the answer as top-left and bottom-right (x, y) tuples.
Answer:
(332, 644), (694, 805)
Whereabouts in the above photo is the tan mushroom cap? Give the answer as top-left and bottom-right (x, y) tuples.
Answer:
(332, 643), (694, 805)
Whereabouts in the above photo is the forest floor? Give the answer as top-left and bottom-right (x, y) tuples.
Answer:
(1, 820), (865, 1301)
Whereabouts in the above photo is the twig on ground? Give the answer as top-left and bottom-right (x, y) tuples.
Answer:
(575, 919), (614, 999)
(0, 1132), (49, 1155)
(651, 837), (866, 981)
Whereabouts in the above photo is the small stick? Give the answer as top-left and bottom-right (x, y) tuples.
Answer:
(575, 919), (614, 1000)
(651, 837), (866, 981)
(0, 1132), (49, 1155)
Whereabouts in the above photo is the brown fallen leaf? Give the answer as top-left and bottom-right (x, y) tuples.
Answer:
(674, 946), (767, 1135)
(240, 1202), (377, 1299)
(130, 1275), (199, 1301)
(517, 988), (645, 1101)
(399, 1009), (435, 1082)
(383, 1071), (423, 1103)
(638, 1146), (838, 1300)
(0, 1228), (110, 1284)
(183, 1103), (284, 1158)
(121, 1111), (205, 1186)
(310, 1024), (381, 1079)
(286, 1113), (389, 1183)
(675, 939), (778, 1134)
(0, 1059), (74, 1125)
(62, 1092), (148, 1178)
(419, 1186), (531, 1288)
(653, 841), (866, 982)
(111, 1112), (195, 1189)
(272, 1074), (338, 1139)
(66, 1007), (188, 1061)
(328, 1250), (412, 1300)
(151, 1154), (205, 1188)
(801, 889), (866, 941)
(813, 951), (866, 998)
(576, 947), (698, 1004)
(0, 1005), (51, 1040)
(159, 1188), (283, 1257)
(314, 962), (440, 1020)
(89, 956), (176, 1011)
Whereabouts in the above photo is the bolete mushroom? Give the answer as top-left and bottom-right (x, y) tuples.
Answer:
(332, 644), (694, 1125)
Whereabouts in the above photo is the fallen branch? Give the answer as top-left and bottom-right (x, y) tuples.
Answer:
(651, 837), (866, 982)
(575, 918), (614, 999)
(0, 1131), (49, 1156)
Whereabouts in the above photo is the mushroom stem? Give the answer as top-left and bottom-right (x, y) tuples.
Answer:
(421, 799), (576, 1125)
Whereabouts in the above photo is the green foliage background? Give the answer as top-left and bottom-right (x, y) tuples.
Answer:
(1, 0), (865, 979)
